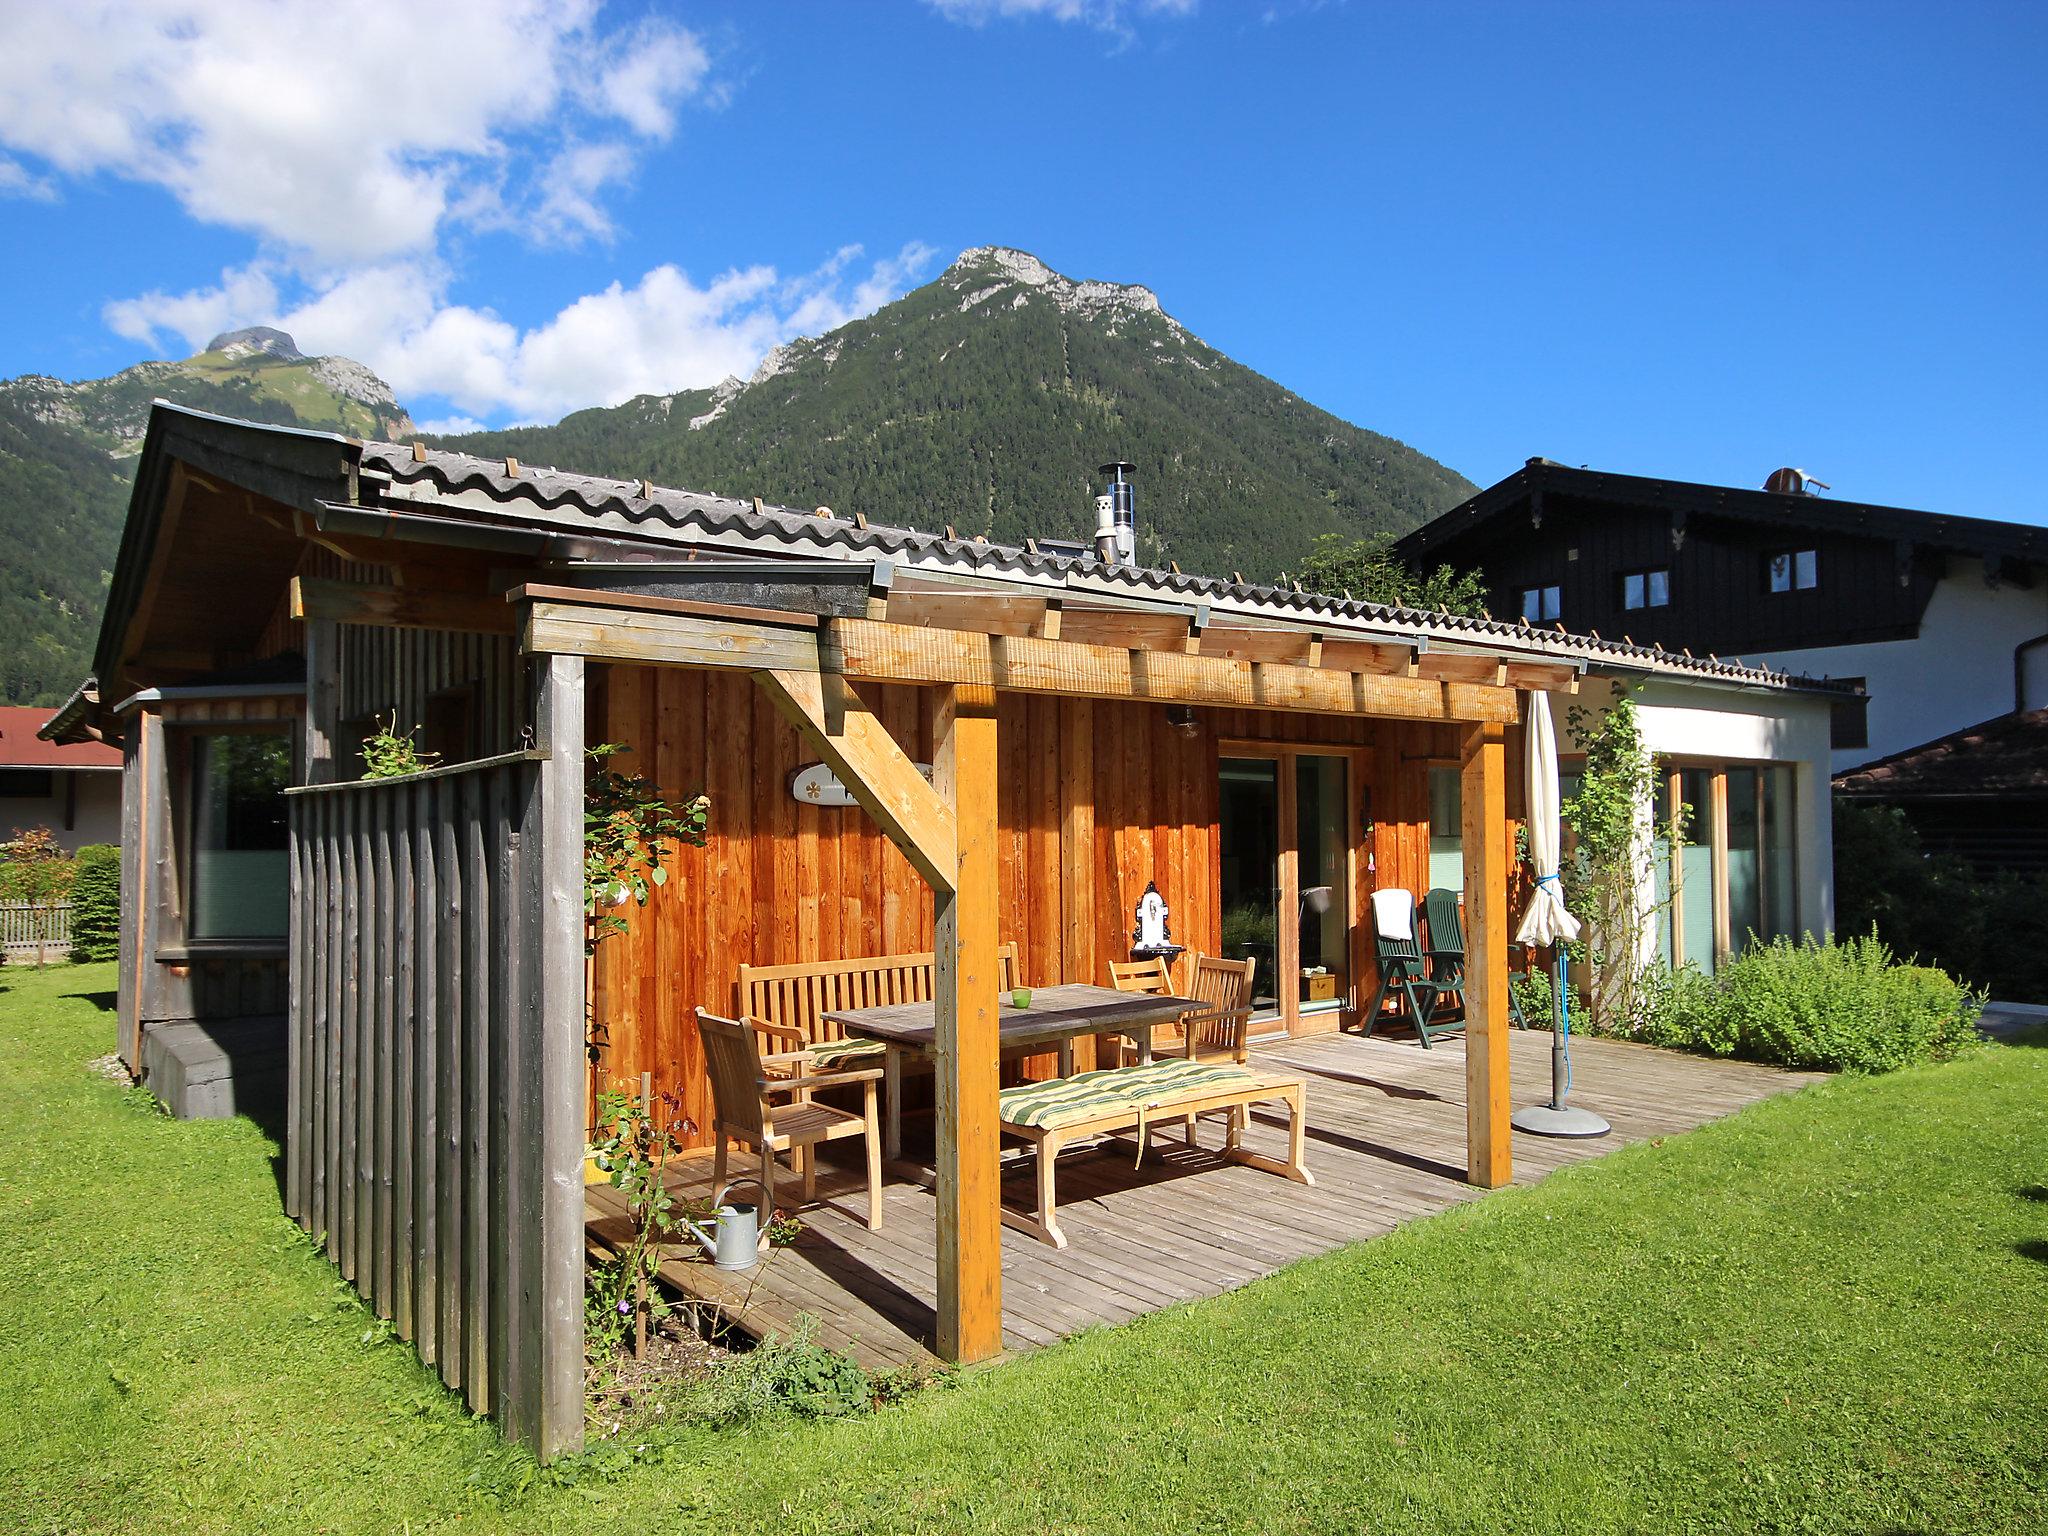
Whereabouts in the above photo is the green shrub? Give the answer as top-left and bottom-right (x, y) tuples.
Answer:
(1638, 964), (1737, 1057)
(1641, 933), (1982, 1073)
(68, 843), (120, 963)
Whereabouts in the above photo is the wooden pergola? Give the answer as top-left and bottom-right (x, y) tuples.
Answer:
(457, 573), (1569, 1366)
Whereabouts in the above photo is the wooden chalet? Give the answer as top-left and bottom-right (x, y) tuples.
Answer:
(51, 403), (1842, 1457)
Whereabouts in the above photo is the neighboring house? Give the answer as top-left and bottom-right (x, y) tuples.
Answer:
(0, 702), (121, 849)
(48, 403), (1844, 1455)
(1395, 460), (2048, 775)
(1835, 706), (2048, 878)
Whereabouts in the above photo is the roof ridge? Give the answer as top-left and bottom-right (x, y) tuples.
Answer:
(364, 437), (1833, 692)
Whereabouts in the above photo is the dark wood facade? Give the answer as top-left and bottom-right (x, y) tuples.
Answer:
(1397, 461), (2048, 663)
(1423, 488), (1937, 659)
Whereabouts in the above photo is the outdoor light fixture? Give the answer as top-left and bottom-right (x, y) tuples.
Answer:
(1165, 704), (1200, 736)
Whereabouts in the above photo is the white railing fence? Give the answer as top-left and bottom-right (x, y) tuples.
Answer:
(1, 901), (72, 956)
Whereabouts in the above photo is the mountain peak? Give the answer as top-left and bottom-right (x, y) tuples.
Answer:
(201, 325), (304, 364)
(945, 246), (1168, 324)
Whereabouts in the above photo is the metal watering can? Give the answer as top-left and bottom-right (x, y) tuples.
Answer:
(683, 1180), (771, 1270)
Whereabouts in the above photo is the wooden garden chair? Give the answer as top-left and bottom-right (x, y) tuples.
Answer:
(1103, 955), (1177, 1065)
(1172, 952), (1258, 1146)
(694, 1008), (884, 1231)
(1356, 887), (1445, 1047)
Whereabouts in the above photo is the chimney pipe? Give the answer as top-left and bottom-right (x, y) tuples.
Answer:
(1095, 460), (1136, 565)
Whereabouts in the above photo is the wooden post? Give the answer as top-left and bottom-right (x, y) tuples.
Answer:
(1461, 720), (1511, 1189)
(305, 616), (340, 785)
(531, 651), (587, 1459)
(932, 683), (1003, 1364)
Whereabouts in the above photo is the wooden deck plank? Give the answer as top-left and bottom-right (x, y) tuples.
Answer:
(588, 1028), (1824, 1374)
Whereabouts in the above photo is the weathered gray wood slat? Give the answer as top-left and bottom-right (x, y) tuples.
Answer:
(337, 793), (359, 1278)
(392, 786), (417, 1340)
(411, 776), (437, 1365)
(373, 790), (395, 1314)
(436, 785), (464, 1389)
(487, 762), (518, 1434)
(462, 765), (491, 1410)
(285, 735), (586, 1459)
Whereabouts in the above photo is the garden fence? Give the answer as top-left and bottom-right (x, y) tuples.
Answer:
(1, 900), (71, 957)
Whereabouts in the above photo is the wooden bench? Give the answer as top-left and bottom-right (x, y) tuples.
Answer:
(737, 944), (1022, 1068)
(997, 1058), (1314, 1248)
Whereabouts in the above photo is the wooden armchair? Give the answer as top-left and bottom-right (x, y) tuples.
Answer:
(1173, 953), (1258, 1146)
(695, 1008), (883, 1231)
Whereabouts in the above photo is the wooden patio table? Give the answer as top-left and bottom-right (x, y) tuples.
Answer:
(825, 982), (1201, 1162)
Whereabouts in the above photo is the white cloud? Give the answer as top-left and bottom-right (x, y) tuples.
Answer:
(108, 242), (941, 424)
(927, 0), (1196, 28)
(0, 153), (56, 201)
(27, 2), (936, 432)
(104, 262), (284, 349)
(0, 0), (710, 265)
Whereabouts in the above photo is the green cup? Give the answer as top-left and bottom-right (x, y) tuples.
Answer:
(1011, 987), (1031, 1009)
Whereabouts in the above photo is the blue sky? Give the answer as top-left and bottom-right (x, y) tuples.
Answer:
(2, 0), (2044, 522)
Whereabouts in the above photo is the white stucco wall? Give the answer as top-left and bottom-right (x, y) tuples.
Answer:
(1747, 569), (2048, 774)
(1560, 675), (1837, 943)
(0, 769), (123, 852)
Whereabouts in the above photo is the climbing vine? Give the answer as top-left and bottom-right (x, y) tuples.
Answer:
(1561, 687), (1689, 1035)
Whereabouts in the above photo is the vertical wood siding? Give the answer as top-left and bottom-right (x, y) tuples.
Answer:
(286, 745), (583, 1457)
(590, 665), (1520, 1147)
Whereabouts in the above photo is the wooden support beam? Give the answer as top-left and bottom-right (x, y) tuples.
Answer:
(826, 618), (1519, 724)
(755, 669), (957, 892)
(524, 600), (820, 672)
(887, 590), (1051, 637)
(1461, 721), (1511, 1189)
(932, 683), (1003, 1365)
(293, 576), (516, 636)
(1057, 606), (1201, 651)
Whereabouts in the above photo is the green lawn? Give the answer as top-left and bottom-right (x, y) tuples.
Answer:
(3, 961), (2044, 1535)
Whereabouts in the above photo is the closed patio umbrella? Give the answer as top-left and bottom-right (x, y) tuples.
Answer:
(1510, 691), (1610, 1139)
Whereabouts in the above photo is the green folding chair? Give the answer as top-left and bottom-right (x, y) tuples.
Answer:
(1355, 887), (1443, 1045)
(1420, 886), (1531, 1041)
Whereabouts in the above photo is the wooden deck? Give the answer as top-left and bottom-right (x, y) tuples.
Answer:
(586, 1027), (1825, 1371)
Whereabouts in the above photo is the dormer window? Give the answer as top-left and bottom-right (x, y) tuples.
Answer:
(1622, 567), (1670, 610)
(1519, 584), (1561, 623)
(1768, 549), (1818, 593)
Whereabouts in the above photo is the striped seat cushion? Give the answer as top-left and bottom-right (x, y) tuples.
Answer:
(810, 1036), (888, 1067)
(999, 1059), (1259, 1131)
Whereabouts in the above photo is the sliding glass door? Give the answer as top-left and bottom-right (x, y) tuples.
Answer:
(1218, 746), (1356, 1033)
(1219, 757), (1281, 1017)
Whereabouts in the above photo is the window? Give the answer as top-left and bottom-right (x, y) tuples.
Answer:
(1427, 766), (1463, 892)
(1829, 679), (1869, 751)
(188, 733), (292, 941)
(1767, 549), (1818, 593)
(0, 769), (56, 799)
(1622, 568), (1670, 610)
(1519, 585), (1561, 623)
(1655, 762), (1804, 971)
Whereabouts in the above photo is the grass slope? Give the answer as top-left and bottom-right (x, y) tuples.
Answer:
(2, 963), (2043, 1534)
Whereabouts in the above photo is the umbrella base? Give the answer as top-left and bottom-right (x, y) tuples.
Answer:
(1511, 1102), (1612, 1139)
